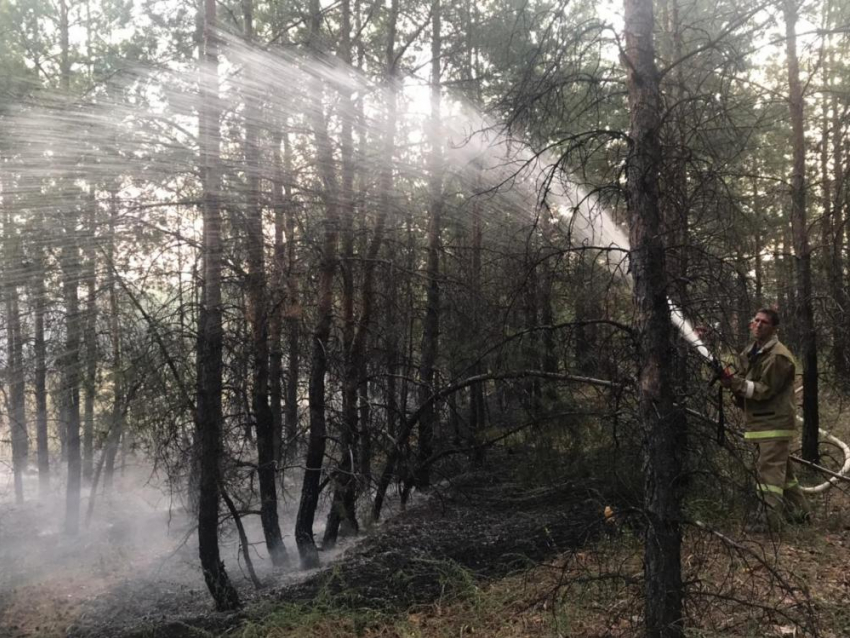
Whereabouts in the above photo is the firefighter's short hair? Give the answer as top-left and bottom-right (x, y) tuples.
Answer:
(755, 308), (780, 327)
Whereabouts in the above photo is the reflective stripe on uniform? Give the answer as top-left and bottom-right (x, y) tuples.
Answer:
(757, 483), (784, 495)
(743, 430), (795, 440)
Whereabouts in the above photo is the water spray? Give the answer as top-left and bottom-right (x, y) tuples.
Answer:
(557, 189), (850, 490)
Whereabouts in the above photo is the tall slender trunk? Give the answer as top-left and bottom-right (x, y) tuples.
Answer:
(295, 0), (340, 569)
(61, 203), (82, 535)
(242, 0), (286, 567)
(661, 0), (690, 395)
(781, 227), (797, 345)
(522, 250), (541, 407)
(270, 131), (285, 463)
(283, 131), (300, 457)
(416, 0), (443, 489)
(2, 172), (27, 505)
(832, 90), (846, 377)
(104, 188), (123, 489)
(196, 0), (240, 609)
(83, 186), (97, 483)
(784, 0), (819, 462)
(270, 117), (299, 463)
(469, 166), (486, 442)
(34, 235), (49, 495)
(324, 0), (361, 549)
(752, 179), (763, 306)
(462, 5), (485, 432)
(826, 25), (847, 377)
(623, 0), (684, 635)
(59, 0), (82, 534)
(540, 213), (558, 401)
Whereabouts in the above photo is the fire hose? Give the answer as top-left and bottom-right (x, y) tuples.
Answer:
(703, 359), (850, 494)
(793, 388), (850, 494)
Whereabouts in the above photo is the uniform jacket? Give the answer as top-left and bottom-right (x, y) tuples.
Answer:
(729, 335), (797, 441)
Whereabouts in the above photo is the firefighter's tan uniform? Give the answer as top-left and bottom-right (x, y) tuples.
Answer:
(728, 335), (810, 524)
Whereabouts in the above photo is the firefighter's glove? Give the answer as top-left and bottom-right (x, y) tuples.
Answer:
(719, 368), (737, 389)
(723, 374), (747, 396)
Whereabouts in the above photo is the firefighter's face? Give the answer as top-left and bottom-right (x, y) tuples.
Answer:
(750, 312), (776, 342)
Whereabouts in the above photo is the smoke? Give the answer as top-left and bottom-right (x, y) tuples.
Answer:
(0, 21), (710, 634)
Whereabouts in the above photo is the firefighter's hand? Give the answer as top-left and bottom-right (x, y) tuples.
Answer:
(719, 368), (734, 388)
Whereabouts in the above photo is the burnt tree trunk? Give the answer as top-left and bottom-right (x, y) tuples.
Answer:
(82, 186), (97, 483)
(59, 0), (83, 536)
(416, 0), (444, 490)
(104, 188), (123, 489)
(3, 180), (27, 505)
(623, 0), (685, 635)
(295, 0), (340, 569)
(324, 0), (360, 549)
(60, 206), (82, 535)
(242, 0), (286, 567)
(283, 127), (300, 460)
(784, 0), (819, 462)
(33, 230), (49, 495)
(195, 0), (240, 610)
(270, 121), (300, 462)
(826, 36), (847, 378)
(269, 129), (285, 463)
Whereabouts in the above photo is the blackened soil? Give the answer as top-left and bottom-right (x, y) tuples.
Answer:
(88, 474), (604, 638)
(283, 475), (602, 609)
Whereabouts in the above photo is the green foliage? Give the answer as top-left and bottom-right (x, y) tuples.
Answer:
(239, 601), (389, 638)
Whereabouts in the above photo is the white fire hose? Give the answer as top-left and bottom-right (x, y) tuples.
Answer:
(794, 387), (850, 494)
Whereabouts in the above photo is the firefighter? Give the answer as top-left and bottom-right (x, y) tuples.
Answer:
(721, 308), (811, 530)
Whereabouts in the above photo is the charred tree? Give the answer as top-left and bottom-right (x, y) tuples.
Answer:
(3, 172), (28, 505)
(195, 0), (240, 610)
(282, 129), (300, 459)
(623, 0), (685, 635)
(82, 186), (97, 483)
(103, 188), (122, 489)
(60, 201), (82, 535)
(270, 123), (299, 464)
(416, 0), (444, 490)
(269, 129), (286, 462)
(59, 0), (82, 535)
(242, 0), (286, 567)
(324, 0), (361, 549)
(295, 0), (340, 569)
(783, 0), (819, 462)
(33, 231), (49, 495)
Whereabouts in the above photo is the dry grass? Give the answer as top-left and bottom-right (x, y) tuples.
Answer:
(235, 486), (850, 638)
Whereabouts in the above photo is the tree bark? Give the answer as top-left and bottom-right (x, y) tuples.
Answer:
(57, 0), (83, 537)
(824, 23), (847, 378)
(295, 0), (340, 569)
(3, 173), (28, 505)
(242, 0), (286, 567)
(270, 123), (299, 463)
(269, 130), (285, 463)
(282, 129), (300, 460)
(195, 0), (240, 610)
(33, 231), (49, 495)
(83, 186), (97, 483)
(103, 187), (122, 489)
(60, 201), (82, 535)
(416, 0), (444, 490)
(783, 0), (819, 463)
(324, 0), (360, 549)
(623, 0), (685, 634)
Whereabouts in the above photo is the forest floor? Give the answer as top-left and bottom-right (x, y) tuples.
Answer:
(4, 447), (850, 637)
(205, 465), (850, 638)
(0, 462), (606, 638)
